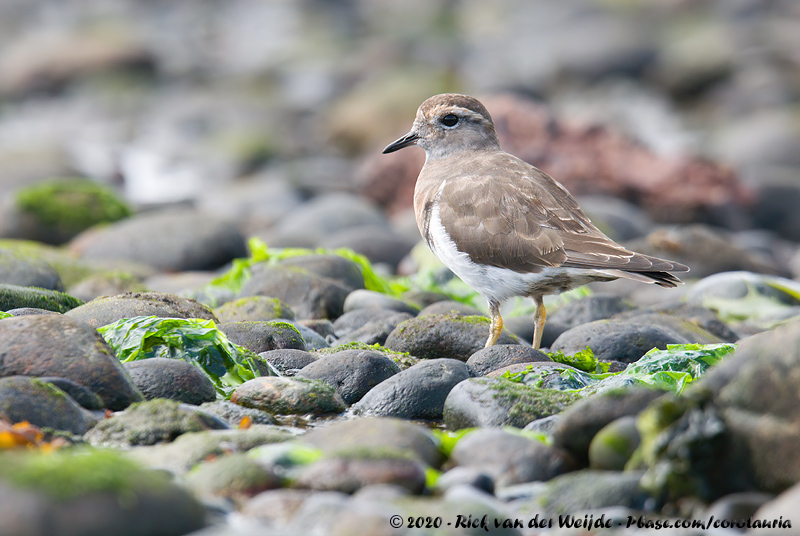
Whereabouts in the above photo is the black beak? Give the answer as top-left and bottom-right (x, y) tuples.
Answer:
(382, 132), (420, 154)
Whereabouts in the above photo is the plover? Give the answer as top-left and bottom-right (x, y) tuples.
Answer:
(383, 93), (688, 349)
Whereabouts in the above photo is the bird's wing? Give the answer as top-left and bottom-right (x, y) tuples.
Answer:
(435, 153), (670, 274)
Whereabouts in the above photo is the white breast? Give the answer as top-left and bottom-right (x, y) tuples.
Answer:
(426, 182), (615, 305)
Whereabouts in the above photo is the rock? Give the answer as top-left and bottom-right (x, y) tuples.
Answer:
(67, 272), (147, 303)
(443, 377), (580, 430)
(259, 349), (319, 376)
(198, 401), (277, 427)
(551, 319), (690, 364)
(625, 225), (779, 279)
(434, 467), (495, 495)
(705, 492), (774, 525)
(273, 254), (365, 291)
(466, 345), (551, 376)
(752, 484), (800, 528)
(124, 358), (217, 406)
(0, 376), (98, 434)
(450, 429), (576, 488)
(0, 27), (154, 96)
(523, 415), (560, 436)
(72, 209), (247, 272)
(85, 398), (228, 447)
(549, 294), (634, 329)
(316, 342), (418, 370)
(38, 376), (104, 411)
(0, 314), (142, 410)
(351, 358), (469, 420)
(0, 247), (63, 290)
(614, 302), (738, 342)
(576, 195), (654, 241)
(588, 415), (640, 471)
(552, 387), (664, 465)
(214, 296), (295, 323)
(270, 193), (388, 247)
(240, 489), (316, 526)
(5, 178), (131, 245)
(239, 266), (351, 320)
(0, 283), (82, 313)
(217, 321), (306, 353)
(292, 455), (426, 495)
(686, 271), (800, 332)
(0, 449), (205, 536)
(485, 362), (586, 389)
(231, 377), (346, 415)
(296, 349), (400, 404)
(129, 425), (294, 475)
(285, 320), (331, 350)
(302, 417), (443, 467)
(333, 308), (409, 336)
(65, 291), (217, 328)
(401, 290), (452, 309)
(4, 308), (59, 316)
(324, 226), (417, 270)
(342, 289), (420, 315)
(384, 313), (520, 362)
(185, 453), (283, 503)
(418, 300), (484, 317)
(537, 470), (651, 514)
(334, 312), (413, 346)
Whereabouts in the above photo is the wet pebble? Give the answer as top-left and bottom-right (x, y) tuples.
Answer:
(444, 377), (579, 429)
(466, 344), (551, 376)
(231, 377), (346, 415)
(351, 358), (469, 420)
(450, 428), (576, 487)
(124, 358), (217, 405)
(297, 349), (400, 404)
(384, 313), (520, 362)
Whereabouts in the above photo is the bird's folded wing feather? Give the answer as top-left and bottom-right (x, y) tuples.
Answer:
(436, 155), (671, 274)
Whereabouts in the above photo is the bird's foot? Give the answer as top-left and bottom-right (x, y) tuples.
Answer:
(485, 313), (503, 347)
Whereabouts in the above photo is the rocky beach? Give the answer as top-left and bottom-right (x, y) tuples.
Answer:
(2, 1), (800, 535)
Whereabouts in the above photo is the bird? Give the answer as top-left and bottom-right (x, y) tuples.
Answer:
(383, 93), (689, 350)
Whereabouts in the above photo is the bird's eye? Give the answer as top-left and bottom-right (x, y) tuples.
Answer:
(441, 114), (459, 127)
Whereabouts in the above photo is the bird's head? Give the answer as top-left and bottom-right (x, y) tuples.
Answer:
(383, 93), (500, 160)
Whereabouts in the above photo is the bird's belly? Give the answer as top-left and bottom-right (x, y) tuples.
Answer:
(426, 201), (614, 304)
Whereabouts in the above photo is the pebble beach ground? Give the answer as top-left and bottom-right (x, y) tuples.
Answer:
(3, 1), (800, 535)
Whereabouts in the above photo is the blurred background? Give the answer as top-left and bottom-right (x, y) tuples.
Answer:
(1, 0), (800, 281)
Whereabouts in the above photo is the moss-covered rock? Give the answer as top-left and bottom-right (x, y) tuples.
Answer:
(231, 376), (346, 415)
(443, 377), (580, 429)
(0, 283), (83, 313)
(128, 425), (294, 475)
(0, 314), (142, 410)
(84, 398), (229, 447)
(384, 313), (520, 361)
(10, 178), (131, 244)
(65, 291), (217, 328)
(0, 376), (98, 434)
(0, 247), (63, 290)
(214, 296), (295, 323)
(185, 452), (283, 503)
(314, 342), (418, 370)
(0, 448), (206, 536)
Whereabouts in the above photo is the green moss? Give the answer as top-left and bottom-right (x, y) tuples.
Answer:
(313, 342), (417, 369)
(15, 178), (131, 232)
(328, 446), (418, 462)
(452, 314), (490, 325)
(0, 239), (96, 287)
(0, 283), (84, 313)
(0, 448), (169, 501)
(482, 378), (580, 422)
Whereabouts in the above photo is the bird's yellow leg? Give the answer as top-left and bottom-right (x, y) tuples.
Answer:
(486, 302), (503, 347)
(532, 295), (546, 350)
